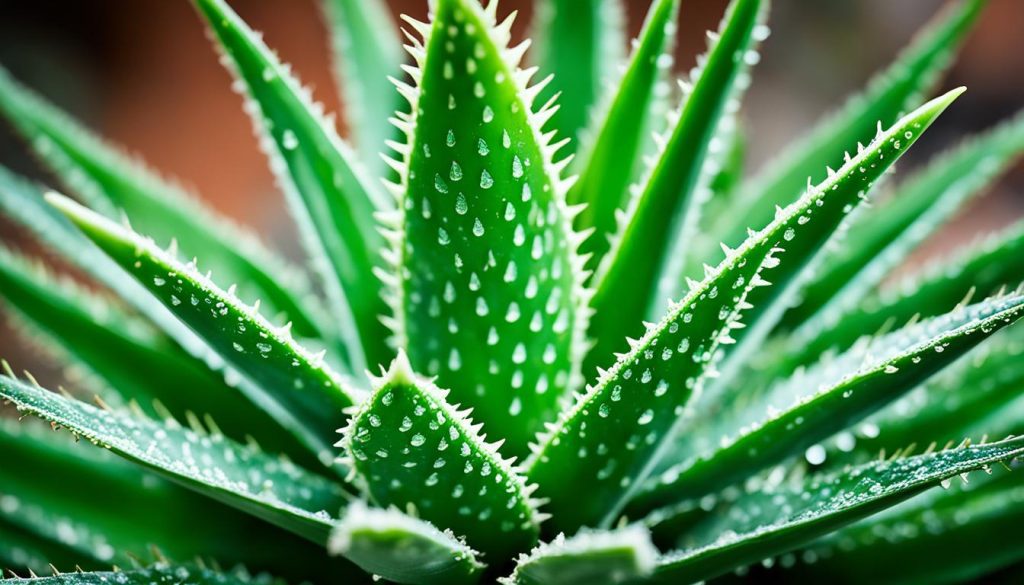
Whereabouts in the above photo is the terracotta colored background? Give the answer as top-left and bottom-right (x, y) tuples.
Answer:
(0, 0), (1022, 370)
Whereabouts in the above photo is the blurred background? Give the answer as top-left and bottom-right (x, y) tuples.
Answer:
(0, 0), (1022, 365)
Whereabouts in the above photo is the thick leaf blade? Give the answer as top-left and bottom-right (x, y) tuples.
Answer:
(531, 0), (625, 149)
(0, 373), (350, 545)
(784, 110), (1024, 334)
(500, 526), (658, 585)
(50, 193), (360, 468)
(341, 352), (541, 561)
(323, 0), (403, 171)
(0, 67), (326, 345)
(634, 293), (1024, 512)
(707, 0), (985, 260)
(386, 0), (587, 456)
(329, 503), (485, 585)
(527, 90), (961, 535)
(0, 566), (288, 585)
(569, 0), (680, 265)
(194, 0), (390, 370)
(587, 0), (765, 366)
(651, 436), (1024, 584)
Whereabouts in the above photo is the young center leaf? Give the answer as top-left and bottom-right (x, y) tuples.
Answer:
(632, 293), (1024, 513)
(340, 352), (542, 562)
(0, 373), (352, 546)
(0, 67), (327, 346)
(194, 0), (392, 370)
(49, 194), (361, 469)
(527, 89), (963, 535)
(383, 0), (588, 456)
(330, 503), (485, 585)
(650, 436), (1024, 584)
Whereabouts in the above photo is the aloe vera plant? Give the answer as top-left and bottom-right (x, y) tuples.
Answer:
(1, 0), (1023, 583)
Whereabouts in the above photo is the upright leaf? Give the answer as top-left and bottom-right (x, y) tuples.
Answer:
(650, 436), (1024, 584)
(322, 0), (404, 170)
(587, 0), (765, 366)
(706, 0), (984, 258)
(50, 194), (361, 469)
(0, 67), (326, 345)
(632, 293), (1024, 513)
(384, 0), (588, 456)
(783, 111), (1024, 333)
(501, 526), (658, 585)
(330, 503), (485, 585)
(531, 0), (625, 149)
(526, 90), (962, 534)
(568, 0), (681, 266)
(340, 352), (542, 561)
(0, 373), (351, 546)
(194, 0), (390, 371)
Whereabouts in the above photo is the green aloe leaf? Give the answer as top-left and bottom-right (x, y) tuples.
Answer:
(633, 293), (1024, 513)
(322, 0), (403, 172)
(500, 526), (658, 585)
(0, 373), (351, 545)
(0, 246), (294, 451)
(778, 471), (1024, 585)
(384, 0), (587, 456)
(531, 0), (625, 149)
(784, 110), (1024, 334)
(568, 0), (680, 266)
(771, 218), (1024, 384)
(0, 68), (326, 346)
(651, 436), (1024, 584)
(706, 0), (985, 259)
(50, 193), (361, 468)
(527, 90), (961, 535)
(194, 0), (391, 371)
(0, 519), (93, 577)
(340, 352), (542, 561)
(587, 0), (766, 365)
(329, 503), (485, 585)
(0, 565), (288, 585)
(0, 418), (357, 583)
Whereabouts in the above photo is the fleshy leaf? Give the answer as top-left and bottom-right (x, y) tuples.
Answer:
(0, 565), (288, 585)
(49, 193), (361, 468)
(0, 373), (351, 545)
(384, 0), (587, 456)
(587, 0), (766, 365)
(500, 526), (658, 585)
(784, 110), (1024, 334)
(194, 0), (391, 371)
(651, 436), (1024, 584)
(706, 0), (985, 260)
(329, 503), (485, 585)
(340, 352), (541, 561)
(0, 519), (93, 577)
(323, 0), (404, 171)
(568, 0), (680, 266)
(633, 293), (1024, 513)
(0, 67), (326, 346)
(526, 90), (961, 535)
(530, 0), (625, 149)
(0, 419), (356, 583)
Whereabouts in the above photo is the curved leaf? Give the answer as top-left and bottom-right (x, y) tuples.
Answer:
(340, 352), (541, 561)
(330, 503), (485, 585)
(651, 436), (1024, 584)
(50, 193), (360, 468)
(194, 0), (390, 371)
(634, 293), (1024, 512)
(587, 0), (765, 365)
(569, 0), (680, 265)
(384, 0), (588, 456)
(0, 67), (325, 344)
(501, 526), (658, 585)
(0, 373), (351, 545)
